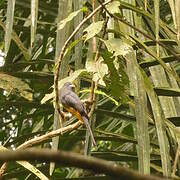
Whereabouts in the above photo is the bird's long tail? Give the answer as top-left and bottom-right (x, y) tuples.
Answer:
(82, 116), (96, 146)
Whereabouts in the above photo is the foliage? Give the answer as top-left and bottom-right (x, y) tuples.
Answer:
(0, 0), (180, 179)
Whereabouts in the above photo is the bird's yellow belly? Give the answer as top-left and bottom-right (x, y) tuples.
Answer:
(65, 107), (84, 123)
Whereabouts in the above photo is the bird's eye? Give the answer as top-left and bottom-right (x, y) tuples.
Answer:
(71, 86), (75, 92)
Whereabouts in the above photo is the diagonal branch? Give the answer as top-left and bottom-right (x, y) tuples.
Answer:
(0, 121), (82, 177)
(17, 121), (81, 149)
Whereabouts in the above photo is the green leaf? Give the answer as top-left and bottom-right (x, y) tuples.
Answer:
(127, 50), (150, 174)
(64, 38), (82, 56)
(141, 69), (171, 176)
(130, 35), (180, 83)
(83, 21), (104, 42)
(154, 87), (180, 97)
(102, 51), (129, 102)
(139, 54), (180, 68)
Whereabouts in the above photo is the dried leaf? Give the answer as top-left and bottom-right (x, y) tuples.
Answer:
(0, 73), (32, 101)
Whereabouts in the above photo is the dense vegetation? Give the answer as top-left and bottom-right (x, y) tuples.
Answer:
(0, 0), (180, 179)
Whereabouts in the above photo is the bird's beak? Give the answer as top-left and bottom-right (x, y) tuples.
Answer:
(69, 84), (75, 88)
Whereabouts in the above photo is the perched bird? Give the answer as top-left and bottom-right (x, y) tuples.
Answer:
(59, 82), (96, 146)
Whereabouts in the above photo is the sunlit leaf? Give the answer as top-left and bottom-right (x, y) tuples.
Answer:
(80, 89), (119, 106)
(83, 21), (104, 42)
(41, 69), (87, 104)
(106, 1), (120, 14)
(102, 38), (132, 57)
(86, 56), (108, 86)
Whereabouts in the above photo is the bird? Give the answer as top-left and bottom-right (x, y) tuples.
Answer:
(59, 82), (96, 146)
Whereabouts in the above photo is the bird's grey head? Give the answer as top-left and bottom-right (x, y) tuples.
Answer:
(63, 82), (75, 91)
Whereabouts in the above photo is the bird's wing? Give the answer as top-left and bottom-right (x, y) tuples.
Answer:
(63, 92), (86, 115)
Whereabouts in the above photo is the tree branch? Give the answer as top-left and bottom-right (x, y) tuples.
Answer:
(0, 121), (81, 176)
(54, 0), (113, 124)
(17, 121), (81, 149)
(0, 149), (165, 180)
